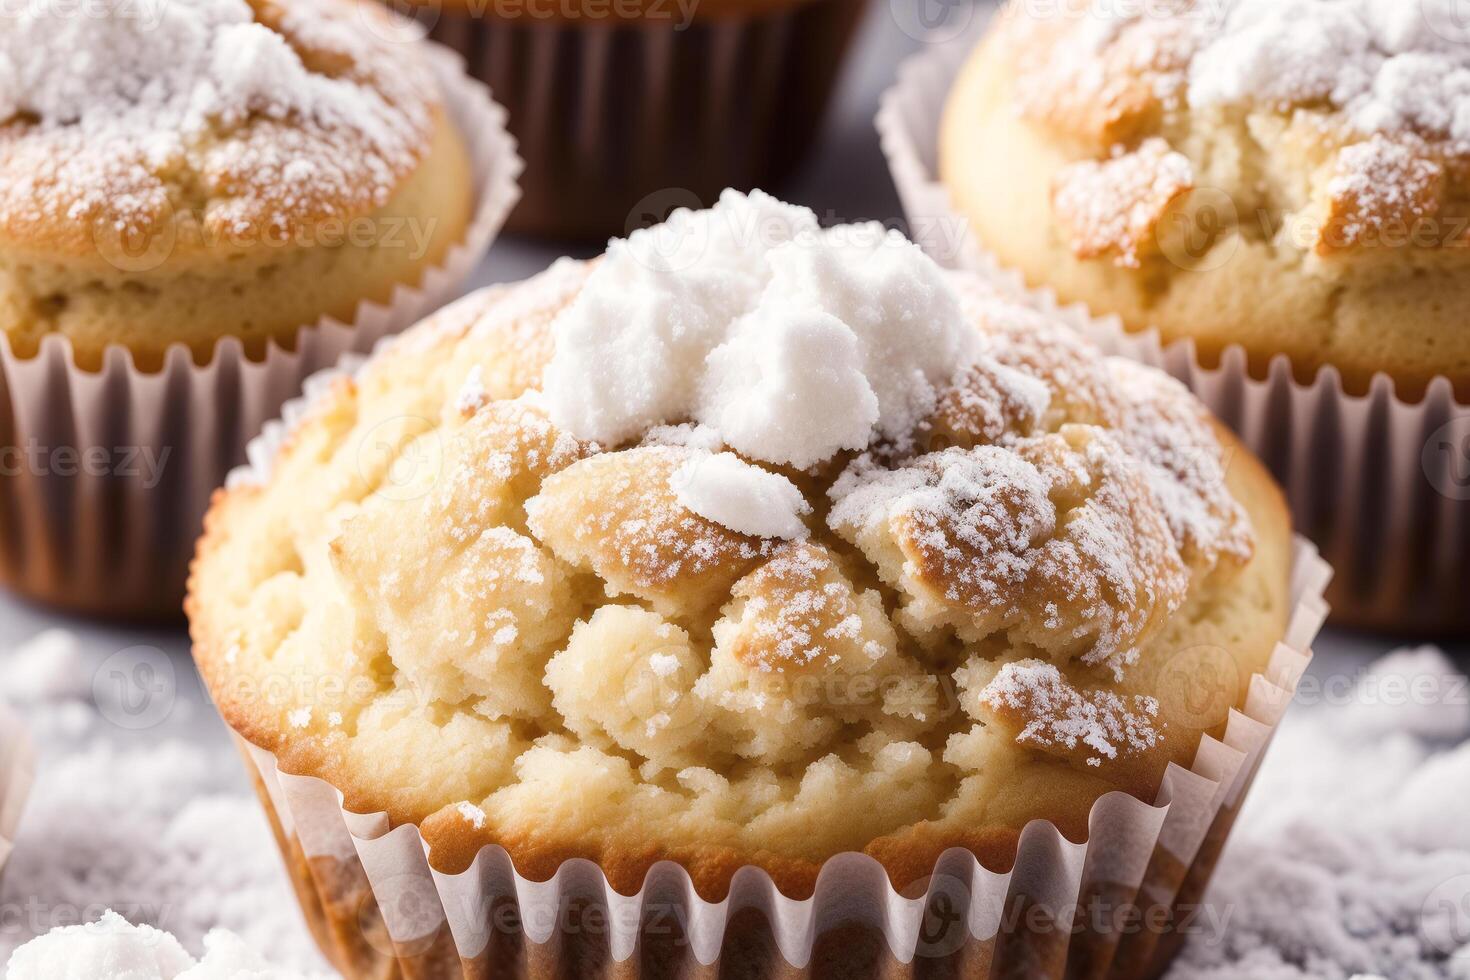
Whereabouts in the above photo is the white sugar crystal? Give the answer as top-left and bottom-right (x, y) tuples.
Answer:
(648, 653), (681, 678)
(543, 191), (978, 467)
(6, 911), (194, 980)
(5, 911), (326, 980)
(455, 801), (487, 830)
(455, 366), (489, 414)
(672, 451), (812, 540)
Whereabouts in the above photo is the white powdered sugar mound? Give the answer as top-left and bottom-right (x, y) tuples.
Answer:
(0, 633), (327, 972)
(6, 910), (328, 980)
(543, 190), (979, 468)
(1167, 646), (1470, 979)
(1183, 0), (1470, 141)
(672, 452), (812, 540)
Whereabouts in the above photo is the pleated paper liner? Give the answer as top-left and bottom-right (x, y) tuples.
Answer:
(217, 337), (1332, 980)
(0, 46), (523, 622)
(876, 24), (1470, 635)
(0, 703), (32, 889)
(411, 0), (870, 240)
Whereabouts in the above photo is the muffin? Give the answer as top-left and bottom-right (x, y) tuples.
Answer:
(0, 0), (513, 618)
(940, 0), (1470, 400)
(394, 0), (870, 238)
(190, 192), (1308, 978)
(903, 0), (1468, 631)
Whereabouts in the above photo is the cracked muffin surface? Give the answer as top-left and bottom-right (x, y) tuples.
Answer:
(189, 197), (1291, 899)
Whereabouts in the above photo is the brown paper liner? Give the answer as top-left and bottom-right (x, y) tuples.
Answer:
(876, 23), (1470, 634)
(416, 0), (869, 240)
(0, 48), (522, 622)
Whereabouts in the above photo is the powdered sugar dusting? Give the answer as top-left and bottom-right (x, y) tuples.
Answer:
(978, 659), (1161, 766)
(1041, 0), (1470, 144)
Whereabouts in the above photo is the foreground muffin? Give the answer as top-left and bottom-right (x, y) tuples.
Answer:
(190, 192), (1295, 976)
(941, 0), (1470, 400)
(393, 0), (868, 238)
(0, 0), (495, 618)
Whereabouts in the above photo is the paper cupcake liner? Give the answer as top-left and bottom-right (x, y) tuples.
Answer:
(876, 26), (1470, 634)
(417, 0), (869, 240)
(221, 344), (1331, 979)
(0, 46), (522, 622)
(0, 703), (32, 887)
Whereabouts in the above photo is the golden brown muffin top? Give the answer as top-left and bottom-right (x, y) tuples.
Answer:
(0, 0), (442, 261)
(1000, 0), (1470, 262)
(190, 193), (1281, 896)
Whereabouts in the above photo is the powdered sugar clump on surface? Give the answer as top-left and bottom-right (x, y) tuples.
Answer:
(978, 659), (1161, 766)
(6, 910), (327, 980)
(1167, 647), (1470, 979)
(671, 452), (811, 540)
(0, 632), (327, 972)
(542, 190), (980, 468)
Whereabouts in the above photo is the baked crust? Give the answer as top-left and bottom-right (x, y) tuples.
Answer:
(189, 265), (1291, 903)
(940, 3), (1470, 401)
(0, 0), (473, 369)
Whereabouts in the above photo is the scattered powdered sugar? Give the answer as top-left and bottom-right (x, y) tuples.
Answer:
(1167, 647), (1470, 979)
(978, 659), (1161, 766)
(6, 910), (327, 979)
(0, 633), (327, 972)
(671, 451), (812, 540)
(542, 190), (980, 468)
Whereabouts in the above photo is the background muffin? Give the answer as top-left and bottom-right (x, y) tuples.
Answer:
(0, 0), (512, 618)
(941, 0), (1470, 400)
(190, 192), (1303, 978)
(0, 0), (472, 370)
(392, 0), (869, 238)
